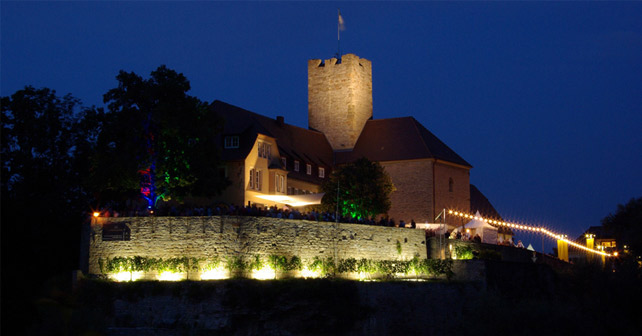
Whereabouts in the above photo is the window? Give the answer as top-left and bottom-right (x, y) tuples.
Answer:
(265, 143), (272, 159)
(255, 170), (261, 190)
(249, 168), (254, 189)
(281, 157), (287, 169)
(319, 167), (325, 178)
(258, 142), (264, 158)
(276, 174), (284, 193)
(306, 164), (312, 175)
(225, 136), (239, 148)
(294, 160), (300, 172)
(449, 178), (454, 192)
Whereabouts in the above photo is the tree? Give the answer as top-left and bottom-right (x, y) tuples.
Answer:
(602, 197), (642, 257)
(1, 87), (101, 332)
(321, 158), (394, 220)
(93, 65), (228, 209)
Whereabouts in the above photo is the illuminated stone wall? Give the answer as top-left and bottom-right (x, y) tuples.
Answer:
(380, 160), (470, 226)
(308, 54), (372, 151)
(381, 159), (435, 224)
(88, 216), (427, 276)
(433, 162), (470, 227)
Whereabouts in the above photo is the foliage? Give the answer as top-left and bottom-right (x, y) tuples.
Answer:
(288, 256), (303, 271)
(338, 258), (358, 273)
(99, 255), (454, 280)
(225, 256), (246, 273)
(308, 257), (336, 276)
(1, 86), (102, 315)
(396, 240), (402, 255)
(203, 256), (222, 271)
(321, 158), (394, 220)
(93, 65), (228, 208)
(453, 245), (474, 260)
(248, 255), (264, 271)
(601, 197), (642, 257)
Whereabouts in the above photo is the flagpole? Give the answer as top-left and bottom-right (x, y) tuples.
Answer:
(337, 9), (341, 58)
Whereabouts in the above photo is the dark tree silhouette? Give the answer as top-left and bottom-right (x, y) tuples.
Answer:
(1, 86), (101, 333)
(93, 65), (228, 209)
(602, 197), (642, 257)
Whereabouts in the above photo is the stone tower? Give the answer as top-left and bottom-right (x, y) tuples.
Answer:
(308, 54), (372, 151)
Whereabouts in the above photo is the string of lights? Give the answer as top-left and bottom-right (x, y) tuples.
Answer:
(447, 210), (612, 257)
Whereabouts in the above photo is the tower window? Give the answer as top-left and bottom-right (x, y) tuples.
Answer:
(281, 157), (286, 169)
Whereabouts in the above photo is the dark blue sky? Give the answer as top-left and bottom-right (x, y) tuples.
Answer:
(2, 1), (641, 250)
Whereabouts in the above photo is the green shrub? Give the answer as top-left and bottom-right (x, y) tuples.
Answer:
(454, 245), (474, 260)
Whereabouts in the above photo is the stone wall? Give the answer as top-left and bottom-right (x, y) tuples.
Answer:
(381, 159), (434, 224)
(433, 162), (470, 226)
(308, 54), (372, 151)
(88, 216), (427, 276)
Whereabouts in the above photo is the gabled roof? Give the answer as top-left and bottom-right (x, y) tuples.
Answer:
(469, 184), (512, 234)
(211, 100), (334, 183)
(337, 117), (472, 167)
(470, 184), (503, 221)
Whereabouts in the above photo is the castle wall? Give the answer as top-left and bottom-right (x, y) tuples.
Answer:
(88, 216), (427, 275)
(381, 159), (435, 224)
(308, 54), (372, 151)
(434, 162), (470, 227)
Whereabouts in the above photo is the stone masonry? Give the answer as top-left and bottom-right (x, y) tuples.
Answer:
(308, 54), (372, 151)
(88, 216), (427, 276)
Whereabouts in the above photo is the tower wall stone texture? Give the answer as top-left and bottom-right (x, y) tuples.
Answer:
(308, 54), (372, 151)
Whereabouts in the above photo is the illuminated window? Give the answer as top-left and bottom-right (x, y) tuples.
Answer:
(279, 175), (285, 193)
(306, 164), (312, 175)
(249, 168), (254, 189)
(255, 170), (261, 190)
(259, 142), (266, 158)
(294, 161), (300, 172)
(319, 167), (325, 178)
(265, 143), (272, 159)
(224, 136), (239, 148)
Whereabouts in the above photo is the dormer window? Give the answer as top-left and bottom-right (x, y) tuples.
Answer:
(319, 167), (325, 178)
(294, 160), (300, 172)
(306, 164), (312, 175)
(281, 157), (287, 169)
(225, 136), (239, 148)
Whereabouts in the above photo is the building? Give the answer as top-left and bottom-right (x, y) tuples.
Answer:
(569, 226), (618, 263)
(213, 53), (495, 225)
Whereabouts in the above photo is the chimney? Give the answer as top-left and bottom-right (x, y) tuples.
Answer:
(276, 116), (284, 126)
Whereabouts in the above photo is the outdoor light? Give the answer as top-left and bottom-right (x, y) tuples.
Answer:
(448, 209), (612, 257)
(93, 212), (100, 218)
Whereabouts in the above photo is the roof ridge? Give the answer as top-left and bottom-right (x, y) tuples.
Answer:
(213, 100), (325, 136)
(409, 117), (435, 158)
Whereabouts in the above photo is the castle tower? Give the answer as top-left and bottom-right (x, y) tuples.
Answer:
(308, 54), (372, 151)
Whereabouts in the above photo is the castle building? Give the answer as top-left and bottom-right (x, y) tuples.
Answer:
(214, 53), (480, 225)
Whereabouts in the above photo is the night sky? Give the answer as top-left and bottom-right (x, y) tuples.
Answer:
(2, 2), (641, 251)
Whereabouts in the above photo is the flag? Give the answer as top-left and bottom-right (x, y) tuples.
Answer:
(338, 10), (345, 31)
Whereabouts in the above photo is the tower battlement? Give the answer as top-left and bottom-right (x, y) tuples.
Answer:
(308, 54), (372, 151)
